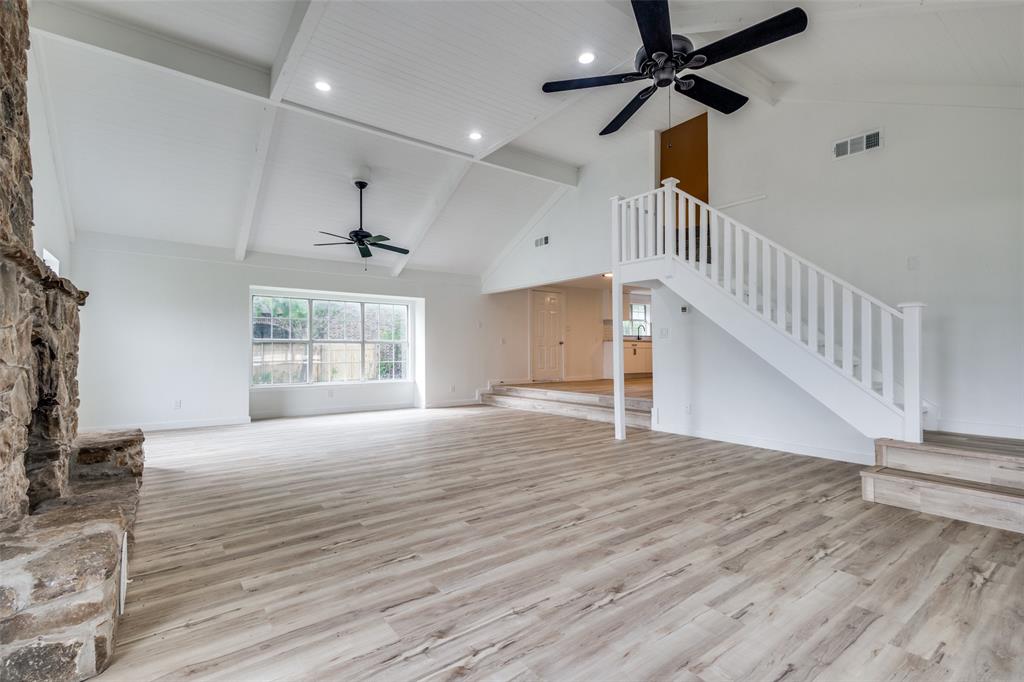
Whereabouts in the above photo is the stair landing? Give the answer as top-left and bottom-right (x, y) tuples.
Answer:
(863, 431), (1024, 533)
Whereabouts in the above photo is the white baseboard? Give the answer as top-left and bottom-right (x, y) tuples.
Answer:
(425, 398), (482, 408)
(84, 416), (253, 433)
(934, 419), (1024, 439)
(652, 422), (874, 465)
(250, 402), (414, 420)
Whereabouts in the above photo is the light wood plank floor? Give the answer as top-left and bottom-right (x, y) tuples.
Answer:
(100, 407), (1024, 681)
(510, 377), (653, 401)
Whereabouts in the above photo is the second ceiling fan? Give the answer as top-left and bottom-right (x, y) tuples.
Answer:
(542, 1), (807, 135)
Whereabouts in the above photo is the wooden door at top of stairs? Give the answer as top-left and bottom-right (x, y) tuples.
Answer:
(531, 290), (563, 381)
(660, 113), (708, 261)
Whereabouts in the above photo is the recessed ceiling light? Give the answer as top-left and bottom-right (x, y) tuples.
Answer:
(468, 130), (483, 141)
(314, 80), (331, 92)
(578, 52), (596, 64)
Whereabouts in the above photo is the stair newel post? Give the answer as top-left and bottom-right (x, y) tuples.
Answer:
(899, 302), (926, 443)
(662, 178), (678, 267)
(611, 196), (626, 440)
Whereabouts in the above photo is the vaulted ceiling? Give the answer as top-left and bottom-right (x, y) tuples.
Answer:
(28, 0), (1024, 276)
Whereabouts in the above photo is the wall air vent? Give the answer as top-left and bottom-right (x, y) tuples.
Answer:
(833, 129), (882, 159)
(534, 236), (550, 247)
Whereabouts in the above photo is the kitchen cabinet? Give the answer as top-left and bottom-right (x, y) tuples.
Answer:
(624, 342), (652, 373)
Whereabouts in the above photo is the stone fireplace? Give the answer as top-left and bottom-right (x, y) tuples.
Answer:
(1, 1), (145, 679)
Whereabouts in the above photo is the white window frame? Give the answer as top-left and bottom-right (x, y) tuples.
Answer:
(250, 289), (413, 388)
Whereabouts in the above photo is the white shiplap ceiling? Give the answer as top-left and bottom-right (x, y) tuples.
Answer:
(28, 0), (1024, 279)
(249, 109), (466, 266)
(39, 33), (268, 249)
(53, 0), (296, 67)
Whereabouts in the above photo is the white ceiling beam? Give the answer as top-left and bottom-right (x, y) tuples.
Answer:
(29, 2), (270, 98)
(28, 2), (575, 189)
(27, 41), (76, 244)
(235, 1), (326, 262)
(390, 163), (473, 278)
(480, 146), (579, 187)
(270, 0), (327, 102)
(233, 107), (278, 261)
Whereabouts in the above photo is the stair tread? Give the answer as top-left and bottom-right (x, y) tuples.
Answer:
(862, 466), (1024, 501)
(491, 385), (653, 410)
(482, 392), (650, 414)
(878, 432), (1024, 462)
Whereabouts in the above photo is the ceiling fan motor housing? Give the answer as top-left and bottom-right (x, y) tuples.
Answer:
(634, 34), (694, 77)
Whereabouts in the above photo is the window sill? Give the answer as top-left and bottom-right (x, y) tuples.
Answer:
(250, 380), (415, 391)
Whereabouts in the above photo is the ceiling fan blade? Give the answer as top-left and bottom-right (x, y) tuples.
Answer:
(313, 241), (352, 246)
(365, 235), (390, 243)
(685, 8), (807, 69)
(675, 76), (748, 114)
(542, 72), (645, 93)
(357, 243), (372, 258)
(600, 85), (657, 136)
(631, 0), (673, 62)
(319, 230), (350, 240)
(370, 242), (410, 255)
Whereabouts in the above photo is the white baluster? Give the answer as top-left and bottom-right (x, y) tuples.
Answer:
(646, 192), (655, 257)
(723, 219), (733, 294)
(629, 199), (638, 261)
(881, 310), (894, 402)
(792, 261), (802, 341)
(807, 269), (818, 353)
(842, 288), (854, 376)
(735, 228), (745, 302)
(761, 236), (770, 318)
(747, 234), (758, 310)
(639, 196), (648, 258)
(687, 198), (696, 266)
(899, 302), (926, 442)
(699, 205), (709, 275)
(710, 211), (720, 284)
(776, 249), (786, 329)
(861, 298), (873, 390)
(662, 179), (678, 259)
(824, 278), (835, 363)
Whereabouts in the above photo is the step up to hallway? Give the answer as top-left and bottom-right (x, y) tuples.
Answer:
(480, 384), (652, 429)
(862, 431), (1024, 533)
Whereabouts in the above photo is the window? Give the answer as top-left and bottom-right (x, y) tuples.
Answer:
(622, 303), (650, 338)
(251, 295), (409, 386)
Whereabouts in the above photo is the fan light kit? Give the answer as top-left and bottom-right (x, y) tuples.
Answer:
(468, 131), (483, 141)
(577, 51), (595, 64)
(314, 80), (331, 92)
(313, 179), (410, 270)
(543, 1), (807, 135)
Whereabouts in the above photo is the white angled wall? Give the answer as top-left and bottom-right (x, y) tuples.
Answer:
(709, 98), (1024, 439)
(72, 232), (495, 430)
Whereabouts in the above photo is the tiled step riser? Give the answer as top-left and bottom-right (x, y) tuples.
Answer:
(481, 394), (651, 429)
(878, 443), (1024, 491)
(490, 385), (653, 411)
(862, 471), (1024, 534)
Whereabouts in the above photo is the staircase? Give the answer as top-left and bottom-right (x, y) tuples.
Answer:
(611, 178), (926, 443)
(863, 432), (1024, 532)
(480, 384), (652, 429)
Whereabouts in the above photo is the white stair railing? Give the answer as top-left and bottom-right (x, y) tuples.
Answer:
(612, 178), (925, 442)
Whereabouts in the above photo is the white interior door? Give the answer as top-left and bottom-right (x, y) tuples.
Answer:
(531, 291), (563, 381)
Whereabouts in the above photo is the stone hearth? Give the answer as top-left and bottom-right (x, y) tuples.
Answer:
(1, 2), (145, 679)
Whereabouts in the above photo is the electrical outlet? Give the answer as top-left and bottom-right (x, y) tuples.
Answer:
(327, 389), (335, 398)
(450, 383), (456, 393)
(685, 403), (691, 415)
(173, 399), (182, 410)
(907, 256), (919, 271)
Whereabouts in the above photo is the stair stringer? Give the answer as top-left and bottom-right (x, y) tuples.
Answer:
(620, 256), (904, 440)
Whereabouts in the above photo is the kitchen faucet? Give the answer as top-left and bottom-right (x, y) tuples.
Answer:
(636, 323), (647, 340)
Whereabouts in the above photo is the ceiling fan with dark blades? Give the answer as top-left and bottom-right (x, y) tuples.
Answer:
(542, 1), (807, 135)
(313, 179), (410, 261)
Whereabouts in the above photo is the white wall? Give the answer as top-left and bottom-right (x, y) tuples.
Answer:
(652, 285), (875, 463)
(709, 98), (1024, 438)
(72, 232), (494, 430)
(482, 142), (654, 293)
(27, 49), (72, 274)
